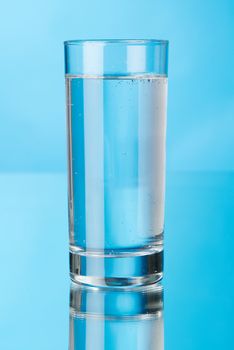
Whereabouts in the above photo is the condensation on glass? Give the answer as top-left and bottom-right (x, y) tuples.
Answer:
(64, 39), (169, 287)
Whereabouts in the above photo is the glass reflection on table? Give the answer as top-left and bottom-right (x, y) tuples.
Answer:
(69, 283), (164, 350)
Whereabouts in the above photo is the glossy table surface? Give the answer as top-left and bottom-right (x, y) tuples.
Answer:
(0, 172), (233, 349)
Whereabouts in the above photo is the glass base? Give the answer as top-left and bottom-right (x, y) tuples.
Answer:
(70, 246), (163, 288)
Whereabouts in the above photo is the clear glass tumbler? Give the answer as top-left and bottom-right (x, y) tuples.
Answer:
(64, 39), (169, 287)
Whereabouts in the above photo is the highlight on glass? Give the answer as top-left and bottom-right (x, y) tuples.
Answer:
(64, 39), (169, 287)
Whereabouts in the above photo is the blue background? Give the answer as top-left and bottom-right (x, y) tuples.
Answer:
(0, 1), (233, 349)
(0, 0), (233, 171)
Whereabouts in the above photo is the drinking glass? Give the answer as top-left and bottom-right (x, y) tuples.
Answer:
(64, 39), (169, 287)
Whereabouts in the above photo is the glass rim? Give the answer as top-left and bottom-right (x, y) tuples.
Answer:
(64, 39), (169, 46)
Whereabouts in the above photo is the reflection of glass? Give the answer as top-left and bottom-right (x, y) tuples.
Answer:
(64, 39), (169, 287)
(69, 283), (164, 350)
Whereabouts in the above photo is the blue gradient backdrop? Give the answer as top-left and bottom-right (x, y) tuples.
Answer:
(0, 0), (233, 172)
(0, 1), (233, 350)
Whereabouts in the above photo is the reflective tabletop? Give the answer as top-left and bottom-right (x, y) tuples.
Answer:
(0, 172), (233, 349)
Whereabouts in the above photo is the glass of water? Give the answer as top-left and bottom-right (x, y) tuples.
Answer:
(64, 39), (168, 287)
